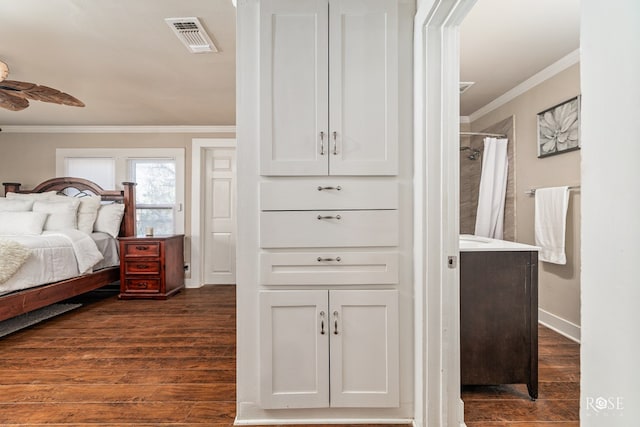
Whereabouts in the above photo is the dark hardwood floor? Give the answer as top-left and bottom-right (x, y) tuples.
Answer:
(462, 326), (580, 426)
(0, 285), (579, 426)
(0, 285), (236, 426)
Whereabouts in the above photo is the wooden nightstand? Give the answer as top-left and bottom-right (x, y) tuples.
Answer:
(118, 234), (185, 299)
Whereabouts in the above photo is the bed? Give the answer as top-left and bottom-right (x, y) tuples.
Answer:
(0, 177), (136, 322)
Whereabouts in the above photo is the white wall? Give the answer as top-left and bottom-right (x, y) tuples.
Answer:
(581, 0), (640, 423)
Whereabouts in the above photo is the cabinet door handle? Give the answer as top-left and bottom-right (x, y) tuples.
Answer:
(332, 131), (338, 155)
(333, 311), (339, 335)
(319, 131), (325, 155)
(317, 257), (341, 262)
(317, 214), (341, 220)
(317, 185), (342, 191)
(320, 311), (326, 335)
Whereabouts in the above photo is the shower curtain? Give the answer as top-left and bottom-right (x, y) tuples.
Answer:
(474, 137), (509, 239)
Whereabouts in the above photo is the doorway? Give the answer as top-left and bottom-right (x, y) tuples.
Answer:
(190, 138), (237, 287)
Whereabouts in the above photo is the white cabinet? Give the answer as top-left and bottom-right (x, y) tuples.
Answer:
(260, 251), (399, 285)
(260, 178), (399, 211)
(260, 210), (399, 248)
(260, 289), (399, 409)
(260, 0), (398, 176)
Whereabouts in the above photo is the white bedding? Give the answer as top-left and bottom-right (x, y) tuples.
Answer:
(0, 229), (105, 296)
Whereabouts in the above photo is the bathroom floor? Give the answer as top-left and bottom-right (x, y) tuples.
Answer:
(462, 325), (580, 426)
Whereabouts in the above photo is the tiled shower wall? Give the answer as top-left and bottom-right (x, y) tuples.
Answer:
(460, 116), (515, 241)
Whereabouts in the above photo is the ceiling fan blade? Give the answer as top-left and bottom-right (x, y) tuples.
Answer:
(0, 80), (85, 107)
(0, 88), (30, 111)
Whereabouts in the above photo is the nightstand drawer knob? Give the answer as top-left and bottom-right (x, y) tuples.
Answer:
(135, 245), (149, 251)
(137, 281), (149, 289)
(136, 264), (150, 269)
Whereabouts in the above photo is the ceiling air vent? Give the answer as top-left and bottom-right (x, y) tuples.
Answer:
(165, 17), (218, 53)
(459, 81), (475, 94)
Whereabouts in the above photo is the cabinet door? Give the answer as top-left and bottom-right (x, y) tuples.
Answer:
(259, 290), (330, 408)
(260, 0), (329, 176)
(329, 0), (398, 176)
(329, 290), (400, 407)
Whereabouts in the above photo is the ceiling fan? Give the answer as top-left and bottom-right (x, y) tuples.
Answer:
(0, 59), (85, 112)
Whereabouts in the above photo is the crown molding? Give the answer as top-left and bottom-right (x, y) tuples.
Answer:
(468, 48), (580, 123)
(0, 125), (236, 134)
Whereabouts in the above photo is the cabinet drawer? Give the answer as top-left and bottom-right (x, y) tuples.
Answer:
(261, 179), (398, 210)
(260, 251), (399, 285)
(260, 210), (398, 248)
(123, 242), (160, 257)
(124, 260), (161, 275)
(123, 278), (160, 292)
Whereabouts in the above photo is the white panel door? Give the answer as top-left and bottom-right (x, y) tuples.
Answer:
(329, 0), (398, 176)
(260, 290), (330, 409)
(260, 0), (329, 176)
(203, 147), (236, 284)
(329, 290), (400, 407)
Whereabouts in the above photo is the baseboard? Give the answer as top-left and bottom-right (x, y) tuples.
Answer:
(235, 418), (413, 426)
(538, 308), (581, 343)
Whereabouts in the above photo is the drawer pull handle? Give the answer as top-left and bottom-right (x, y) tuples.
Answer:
(136, 281), (149, 289)
(319, 131), (325, 155)
(320, 311), (326, 335)
(135, 246), (149, 251)
(317, 185), (342, 191)
(317, 214), (341, 220)
(333, 311), (339, 335)
(317, 257), (341, 262)
(332, 131), (338, 155)
(136, 264), (150, 269)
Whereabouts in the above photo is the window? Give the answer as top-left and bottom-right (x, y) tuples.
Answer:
(56, 148), (185, 235)
(130, 159), (176, 236)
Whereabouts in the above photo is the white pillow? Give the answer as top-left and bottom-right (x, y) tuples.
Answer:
(33, 198), (81, 231)
(0, 211), (48, 235)
(75, 195), (102, 235)
(94, 203), (125, 238)
(5, 191), (58, 201)
(0, 198), (34, 212)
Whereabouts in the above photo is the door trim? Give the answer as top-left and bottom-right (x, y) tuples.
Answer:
(189, 138), (237, 288)
(413, 0), (477, 426)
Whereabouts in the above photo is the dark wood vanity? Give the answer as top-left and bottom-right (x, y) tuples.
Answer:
(460, 249), (539, 399)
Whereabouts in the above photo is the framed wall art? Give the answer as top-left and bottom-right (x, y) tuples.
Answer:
(537, 96), (581, 158)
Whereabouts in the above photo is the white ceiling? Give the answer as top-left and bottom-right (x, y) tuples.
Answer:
(0, 0), (579, 127)
(460, 0), (580, 117)
(0, 0), (237, 126)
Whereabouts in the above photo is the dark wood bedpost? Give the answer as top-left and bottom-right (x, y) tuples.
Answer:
(121, 182), (137, 237)
(2, 182), (22, 195)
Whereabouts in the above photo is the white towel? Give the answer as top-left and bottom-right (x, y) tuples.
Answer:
(534, 186), (570, 264)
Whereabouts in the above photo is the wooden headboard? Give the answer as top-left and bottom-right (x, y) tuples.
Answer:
(2, 177), (137, 237)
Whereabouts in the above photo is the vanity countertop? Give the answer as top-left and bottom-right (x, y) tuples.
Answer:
(459, 234), (540, 252)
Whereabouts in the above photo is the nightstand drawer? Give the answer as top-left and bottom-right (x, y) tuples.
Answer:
(123, 242), (160, 257)
(124, 278), (160, 292)
(124, 260), (161, 275)
(118, 234), (184, 300)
